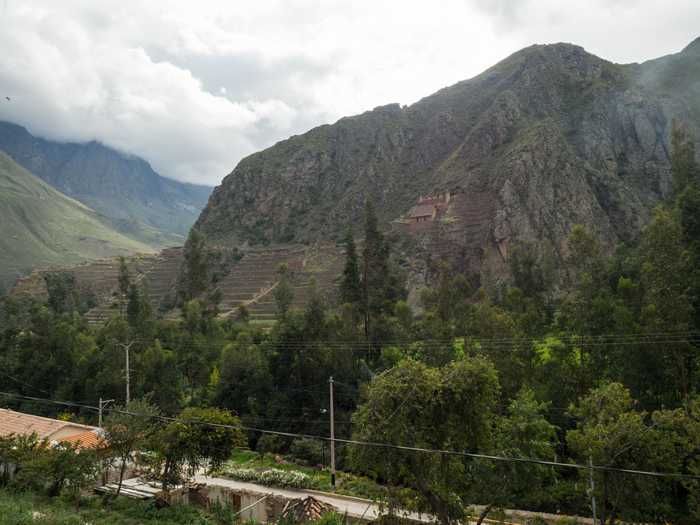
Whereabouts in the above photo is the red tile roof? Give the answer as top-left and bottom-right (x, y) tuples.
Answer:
(0, 408), (97, 442)
(60, 429), (107, 450)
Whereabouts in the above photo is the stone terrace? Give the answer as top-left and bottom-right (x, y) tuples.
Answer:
(242, 244), (345, 322)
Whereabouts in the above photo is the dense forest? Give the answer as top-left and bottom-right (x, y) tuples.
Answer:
(1, 122), (700, 524)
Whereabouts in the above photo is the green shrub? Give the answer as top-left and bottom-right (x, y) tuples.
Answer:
(312, 512), (349, 525)
(256, 434), (288, 454)
(218, 465), (312, 489)
(290, 438), (324, 465)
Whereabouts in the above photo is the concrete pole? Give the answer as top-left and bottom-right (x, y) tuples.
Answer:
(118, 340), (135, 404)
(589, 456), (597, 524)
(125, 343), (130, 404)
(329, 376), (336, 487)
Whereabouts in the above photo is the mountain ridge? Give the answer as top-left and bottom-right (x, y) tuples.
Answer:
(0, 151), (154, 290)
(194, 38), (700, 286)
(0, 121), (212, 244)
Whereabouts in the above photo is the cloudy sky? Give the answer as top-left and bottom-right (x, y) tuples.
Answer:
(0, 1), (698, 186)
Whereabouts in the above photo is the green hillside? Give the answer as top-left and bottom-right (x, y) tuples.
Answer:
(0, 151), (154, 291)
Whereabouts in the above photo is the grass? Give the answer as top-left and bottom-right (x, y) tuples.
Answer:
(0, 490), (213, 525)
(216, 450), (386, 501)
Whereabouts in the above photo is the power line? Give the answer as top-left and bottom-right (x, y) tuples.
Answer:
(3, 391), (698, 482)
(0, 370), (52, 395)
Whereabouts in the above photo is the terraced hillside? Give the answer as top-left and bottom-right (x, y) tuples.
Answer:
(10, 244), (345, 325)
(141, 247), (184, 311)
(240, 244), (345, 322)
(215, 246), (304, 319)
(10, 255), (163, 324)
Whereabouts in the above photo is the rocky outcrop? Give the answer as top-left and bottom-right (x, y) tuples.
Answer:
(195, 39), (700, 285)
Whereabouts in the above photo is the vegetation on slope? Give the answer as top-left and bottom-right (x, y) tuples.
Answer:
(0, 151), (154, 290)
(1, 122), (700, 524)
(0, 490), (213, 525)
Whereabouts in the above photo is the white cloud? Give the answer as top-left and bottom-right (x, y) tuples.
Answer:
(0, 0), (698, 185)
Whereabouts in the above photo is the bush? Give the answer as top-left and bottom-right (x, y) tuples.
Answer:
(290, 438), (324, 465)
(218, 466), (312, 489)
(256, 434), (288, 454)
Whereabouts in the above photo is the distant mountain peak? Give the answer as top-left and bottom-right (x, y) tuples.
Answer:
(0, 121), (212, 242)
(195, 39), (699, 291)
(682, 36), (700, 54)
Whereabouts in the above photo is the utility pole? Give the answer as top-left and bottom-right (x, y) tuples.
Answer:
(98, 398), (114, 427)
(329, 376), (336, 488)
(117, 340), (135, 404)
(588, 456), (597, 525)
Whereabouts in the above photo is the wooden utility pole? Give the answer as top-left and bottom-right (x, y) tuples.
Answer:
(329, 376), (336, 487)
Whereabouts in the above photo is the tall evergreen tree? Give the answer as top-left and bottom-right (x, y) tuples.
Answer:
(340, 228), (361, 305)
(273, 263), (294, 320)
(361, 200), (389, 338)
(359, 199), (406, 342)
(180, 229), (209, 302)
(671, 120), (699, 196)
(117, 256), (131, 298)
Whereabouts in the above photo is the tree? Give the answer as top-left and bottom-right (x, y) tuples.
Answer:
(340, 228), (362, 305)
(44, 272), (79, 314)
(140, 340), (182, 414)
(350, 356), (499, 525)
(127, 283), (153, 334)
(103, 399), (160, 497)
(640, 208), (694, 404)
(118, 256), (131, 298)
(567, 383), (685, 524)
(273, 263), (294, 320)
(509, 243), (546, 299)
(360, 200), (405, 345)
(671, 120), (699, 196)
(303, 279), (326, 339)
(476, 389), (558, 522)
(214, 333), (272, 415)
(148, 407), (246, 491)
(0, 434), (99, 499)
(180, 229), (209, 302)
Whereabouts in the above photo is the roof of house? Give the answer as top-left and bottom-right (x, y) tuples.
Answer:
(60, 429), (107, 450)
(407, 203), (435, 218)
(0, 408), (98, 443)
(281, 496), (337, 523)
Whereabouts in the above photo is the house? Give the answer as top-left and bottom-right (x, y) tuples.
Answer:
(0, 408), (104, 450)
(406, 192), (451, 223)
(406, 203), (437, 222)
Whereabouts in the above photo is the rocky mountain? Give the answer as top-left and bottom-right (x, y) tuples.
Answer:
(195, 38), (700, 285)
(0, 122), (212, 245)
(0, 151), (154, 291)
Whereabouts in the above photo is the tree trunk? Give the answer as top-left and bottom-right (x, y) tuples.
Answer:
(599, 471), (608, 525)
(476, 503), (494, 525)
(115, 453), (128, 497)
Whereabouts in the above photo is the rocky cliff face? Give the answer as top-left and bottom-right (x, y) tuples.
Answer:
(195, 39), (700, 283)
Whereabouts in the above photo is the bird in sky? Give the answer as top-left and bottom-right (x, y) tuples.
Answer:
(4, 97), (9, 101)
